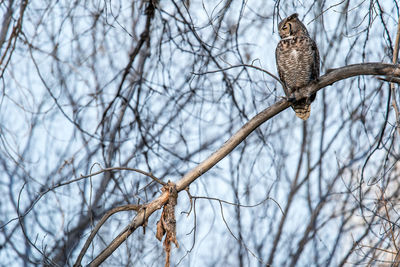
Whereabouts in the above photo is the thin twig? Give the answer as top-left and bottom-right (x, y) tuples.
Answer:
(390, 14), (400, 136)
(377, 76), (400, 84)
(73, 204), (141, 267)
(190, 195), (284, 215)
(389, 14), (400, 267)
(381, 192), (398, 253)
(1, 166), (163, 231)
(192, 63), (283, 86)
(17, 183), (60, 267)
(67, 166), (166, 186)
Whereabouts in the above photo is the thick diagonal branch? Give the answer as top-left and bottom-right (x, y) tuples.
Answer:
(88, 62), (400, 266)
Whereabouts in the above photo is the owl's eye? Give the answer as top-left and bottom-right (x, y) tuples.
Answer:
(282, 25), (287, 30)
(286, 23), (292, 33)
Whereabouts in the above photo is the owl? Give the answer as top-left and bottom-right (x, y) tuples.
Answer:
(275, 13), (320, 120)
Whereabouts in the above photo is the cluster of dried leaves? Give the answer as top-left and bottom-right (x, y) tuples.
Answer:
(156, 182), (179, 267)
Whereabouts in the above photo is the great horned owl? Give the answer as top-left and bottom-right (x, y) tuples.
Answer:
(275, 13), (320, 120)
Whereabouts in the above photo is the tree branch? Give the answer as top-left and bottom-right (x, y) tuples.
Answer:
(73, 205), (141, 267)
(87, 62), (400, 266)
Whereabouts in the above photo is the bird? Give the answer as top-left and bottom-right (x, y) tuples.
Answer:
(275, 13), (320, 120)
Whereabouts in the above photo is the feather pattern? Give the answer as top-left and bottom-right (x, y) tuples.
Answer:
(275, 14), (320, 120)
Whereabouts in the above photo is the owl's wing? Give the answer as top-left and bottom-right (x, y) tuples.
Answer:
(306, 38), (320, 103)
(275, 41), (290, 97)
(310, 38), (320, 78)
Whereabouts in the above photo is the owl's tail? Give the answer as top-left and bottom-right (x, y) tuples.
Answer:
(292, 99), (311, 120)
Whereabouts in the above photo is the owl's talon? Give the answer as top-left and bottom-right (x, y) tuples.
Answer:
(288, 93), (297, 102)
(286, 96), (296, 103)
(280, 96), (296, 102)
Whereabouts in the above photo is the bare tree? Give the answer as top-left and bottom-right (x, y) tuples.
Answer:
(1, 1), (399, 266)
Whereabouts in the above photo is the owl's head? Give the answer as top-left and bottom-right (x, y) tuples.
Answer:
(278, 13), (309, 39)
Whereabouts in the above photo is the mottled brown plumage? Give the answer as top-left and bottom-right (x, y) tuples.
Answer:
(276, 13), (320, 120)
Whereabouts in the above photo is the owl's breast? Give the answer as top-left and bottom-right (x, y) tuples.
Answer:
(276, 36), (317, 90)
(289, 49), (299, 58)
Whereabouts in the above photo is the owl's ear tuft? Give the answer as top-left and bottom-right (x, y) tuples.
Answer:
(288, 13), (299, 20)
